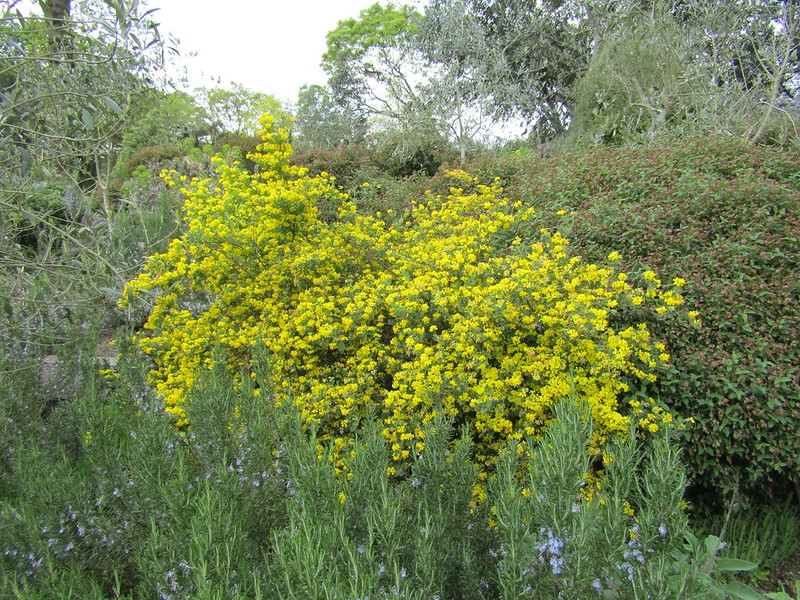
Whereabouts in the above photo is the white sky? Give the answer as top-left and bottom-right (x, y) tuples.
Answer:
(13, 0), (386, 103)
(152, 0), (388, 104)
(14, 0), (524, 138)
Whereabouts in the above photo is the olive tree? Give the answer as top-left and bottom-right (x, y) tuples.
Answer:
(0, 0), (171, 352)
(321, 2), (499, 159)
(420, 0), (799, 143)
(292, 83), (367, 152)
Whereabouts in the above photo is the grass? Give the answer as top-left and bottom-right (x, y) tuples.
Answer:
(696, 501), (800, 595)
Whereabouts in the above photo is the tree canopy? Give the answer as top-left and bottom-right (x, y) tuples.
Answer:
(318, 0), (799, 144)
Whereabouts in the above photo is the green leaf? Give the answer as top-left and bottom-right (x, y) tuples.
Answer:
(717, 558), (759, 572)
(683, 529), (698, 548)
(764, 593), (794, 600)
(666, 574), (686, 592)
(724, 581), (767, 600)
(103, 96), (123, 115)
(81, 108), (95, 129)
(19, 146), (31, 176)
(99, 287), (124, 299)
(704, 534), (722, 556)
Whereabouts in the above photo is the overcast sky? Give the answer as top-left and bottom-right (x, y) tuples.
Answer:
(152, 0), (390, 104)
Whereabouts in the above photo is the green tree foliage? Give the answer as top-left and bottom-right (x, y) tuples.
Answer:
(571, 12), (694, 143)
(292, 84), (367, 152)
(0, 0), (171, 352)
(420, 0), (799, 143)
(421, 0), (590, 140)
(321, 2), (497, 163)
(196, 83), (289, 135)
(572, 1), (800, 144)
(322, 2), (424, 123)
(693, 0), (800, 143)
(322, 3), (452, 168)
(1, 0), (167, 210)
(116, 91), (211, 176)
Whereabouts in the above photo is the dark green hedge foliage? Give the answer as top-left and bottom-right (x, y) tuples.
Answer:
(469, 137), (800, 509)
(123, 144), (183, 176)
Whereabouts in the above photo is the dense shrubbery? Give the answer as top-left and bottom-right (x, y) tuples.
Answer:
(472, 138), (800, 507)
(4, 112), (799, 597)
(122, 144), (184, 176)
(211, 132), (262, 173)
(292, 145), (455, 224)
(3, 332), (735, 599)
(371, 126), (456, 178)
(292, 144), (379, 188)
(121, 116), (689, 472)
(115, 91), (211, 179)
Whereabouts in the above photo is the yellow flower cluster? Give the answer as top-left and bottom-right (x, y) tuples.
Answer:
(121, 114), (686, 469)
(628, 397), (677, 435)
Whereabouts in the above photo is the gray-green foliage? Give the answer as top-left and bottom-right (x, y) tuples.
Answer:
(0, 1), (166, 184)
(419, 0), (799, 144)
(571, 13), (694, 143)
(320, 2), (498, 157)
(293, 84), (367, 152)
(572, 1), (800, 144)
(0, 336), (778, 599)
(420, 0), (590, 140)
(0, 0), (178, 355)
(488, 402), (692, 599)
(688, 0), (800, 143)
(0, 179), (183, 360)
(0, 343), (287, 598)
(267, 410), (485, 599)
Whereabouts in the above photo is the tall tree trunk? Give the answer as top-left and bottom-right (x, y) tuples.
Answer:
(39, 0), (73, 60)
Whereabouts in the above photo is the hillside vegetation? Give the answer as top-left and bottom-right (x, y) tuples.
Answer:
(2, 0), (800, 597)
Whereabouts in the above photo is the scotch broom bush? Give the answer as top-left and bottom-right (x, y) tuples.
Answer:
(121, 114), (687, 470)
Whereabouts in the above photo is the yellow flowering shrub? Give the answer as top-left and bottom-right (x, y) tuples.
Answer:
(121, 115), (685, 469)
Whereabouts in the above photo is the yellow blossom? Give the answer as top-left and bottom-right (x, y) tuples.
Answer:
(120, 113), (688, 476)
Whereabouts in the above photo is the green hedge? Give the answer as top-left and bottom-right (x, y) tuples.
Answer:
(469, 137), (800, 509)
